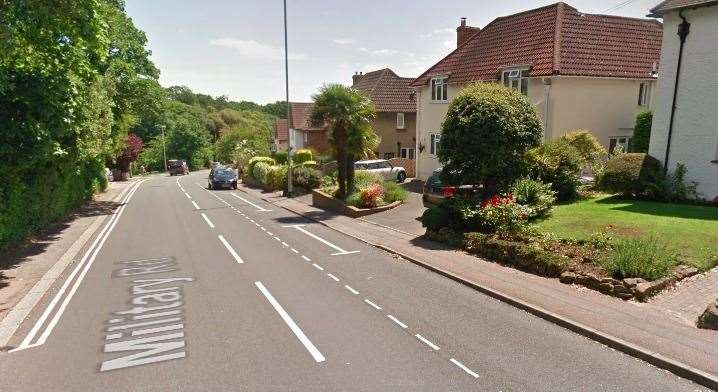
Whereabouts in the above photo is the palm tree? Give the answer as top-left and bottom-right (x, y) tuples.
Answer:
(311, 84), (378, 199)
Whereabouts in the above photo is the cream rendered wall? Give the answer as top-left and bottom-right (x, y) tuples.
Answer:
(415, 77), (654, 180)
(373, 112), (416, 159)
(648, 6), (718, 200)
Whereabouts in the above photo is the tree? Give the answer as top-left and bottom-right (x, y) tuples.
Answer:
(632, 110), (653, 153)
(311, 85), (377, 198)
(438, 83), (543, 193)
(117, 134), (144, 173)
(559, 130), (607, 173)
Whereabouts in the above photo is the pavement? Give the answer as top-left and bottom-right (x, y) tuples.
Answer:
(0, 171), (711, 390)
(239, 180), (718, 390)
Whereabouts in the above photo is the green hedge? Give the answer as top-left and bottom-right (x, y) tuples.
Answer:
(0, 157), (107, 250)
(248, 157), (275, 178)
(599, 153), (662, 196)
(293, 149), (313, 164)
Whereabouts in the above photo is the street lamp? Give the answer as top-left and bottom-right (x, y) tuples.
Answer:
(283, 0), (294, 197)
(160, 125), (168, 173)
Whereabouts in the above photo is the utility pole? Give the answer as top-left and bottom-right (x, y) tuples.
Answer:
(161, 125), (168, 173)
(283, 0), (294, 197)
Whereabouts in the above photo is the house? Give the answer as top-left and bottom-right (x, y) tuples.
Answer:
(647, 0), (718, 200)
(351, 69), (417, 160)
(411, 2), (664, 180)
(273, 102), (331, 153)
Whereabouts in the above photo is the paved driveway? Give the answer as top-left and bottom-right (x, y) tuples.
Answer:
(360, 180), (426, 236)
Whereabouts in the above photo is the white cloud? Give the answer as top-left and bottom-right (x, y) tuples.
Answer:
(420, 28), (454, 39)
(443, 40), (454, 49)
(333, 38), (355, 45)
(209, 38), (305, 60)
(358, 47), (399, 56)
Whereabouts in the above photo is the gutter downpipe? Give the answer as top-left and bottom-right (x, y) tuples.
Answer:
(664, 10), (690, 170)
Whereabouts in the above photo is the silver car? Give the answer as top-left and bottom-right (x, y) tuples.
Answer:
(355, 159), (407, 183)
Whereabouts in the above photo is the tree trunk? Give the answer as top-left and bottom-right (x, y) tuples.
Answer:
(334, 127), (348, 199)
(346, 154), (356, 196)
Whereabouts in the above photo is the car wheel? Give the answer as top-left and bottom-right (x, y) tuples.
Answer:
(208, 183), (213, 190)
(232, 182), (237, 190)
(397, 171), (406, 183)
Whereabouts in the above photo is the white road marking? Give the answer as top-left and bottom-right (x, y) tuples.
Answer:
(327, 273), (340, 282)
(387, 315), (408, 329)
(283, 224), (359, 256)
(364, 299), (382, 310)
(312, 263), (324, 271)
(301, 255), (311, 262)
(231, 193), (271, 212)
(261, 227), (267, 231)
(281, 242), (289, 247)
(254, 281), (325, 363)
(415, 334), (440, 350)
(344, 285), (359, 295)
(191, 201), (200, 210)
(105, 333), (122, 340)
(249, 219), (255, 223)
(132, 323), (184, 337)
(201, 213), (215, 228)
(267, 232), (273, 236)
(184, 192), (192, 199)
(290, 248), (299, 254)
(274, 236), (281, 241)
(450, 358), (480, 378)
(12, 180), (147, 351)
(106, 317), (183, 332)
(218, 235), (244, 264)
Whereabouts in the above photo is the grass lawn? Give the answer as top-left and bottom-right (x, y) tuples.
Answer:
(536, 194), (718, 268)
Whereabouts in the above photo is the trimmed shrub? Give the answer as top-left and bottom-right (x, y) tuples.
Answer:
(248, 156), (275, 178)
(252, 162), (272, 184)
(421, 196), (481, 232)
(293, 149), (313, 164)
(300, 160), (317, 168)
(266, 165), (288, 190)
(560, 130), (607, 170)
(526, 139), (583, 201)
(602, 236), (678, 280)
(274, 151), (288, 165)
(439, 83), (543, 191)
(511, 178), (556, 219)
(632, 110), (653, 153)
(382, 181), (409, 204)
(292, 165), (322, 190)
(599, 153), (662, 196)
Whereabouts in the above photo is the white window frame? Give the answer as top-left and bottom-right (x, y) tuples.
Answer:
(396, 112), (405, 129)
(609, 136), (632, 154)
(400, 147), (415, 159)
(502, 68), (529, 95)
(430, 76), (448, 102)
(638, 82), (651, 107)
(429, 133), (441, 156)
(303, 131), (308, 144)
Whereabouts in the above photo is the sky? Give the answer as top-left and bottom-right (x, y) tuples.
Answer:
(125, 0), (662, 104)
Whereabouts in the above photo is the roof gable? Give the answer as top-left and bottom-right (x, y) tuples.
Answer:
(650, 0), (718, 16)
(352, 68), (416, 112)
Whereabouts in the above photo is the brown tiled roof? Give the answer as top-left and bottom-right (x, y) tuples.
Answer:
(352, 69), (416, 113)
(289, 102), (323, 131)
(649, 0), (718, 16)
(275, 118), (288, 142)
(412, 2), (663, 86)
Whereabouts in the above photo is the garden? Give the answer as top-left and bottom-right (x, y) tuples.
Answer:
(422, 83), (718, 301)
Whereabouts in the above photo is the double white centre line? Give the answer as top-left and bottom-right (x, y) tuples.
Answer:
(254, 281), (325, 363)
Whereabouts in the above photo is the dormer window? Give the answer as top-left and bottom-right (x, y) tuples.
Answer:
(431, 76), (448, 102)
(502, 68), (529, 95)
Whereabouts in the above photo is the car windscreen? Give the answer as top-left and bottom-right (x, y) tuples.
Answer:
(214, 169), (235, 179)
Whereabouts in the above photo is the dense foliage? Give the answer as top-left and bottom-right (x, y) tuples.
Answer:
(511, 178), (557, 219)
(599, 153), (662, 196)
(647, 163), (697, 202)
(438, 83), (543, 192)
(632, 111), (653, 153)
(559, 130), (607, 173)
(526, 140), (583, 201)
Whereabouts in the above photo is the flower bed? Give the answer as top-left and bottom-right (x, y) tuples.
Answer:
(312, 189), (402, 218)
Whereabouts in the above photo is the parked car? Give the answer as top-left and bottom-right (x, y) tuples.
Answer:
(168, 159), (189, 176)
(355, 159), (406, 182)
(422, 168), (482, 207)
(208, 167), (237, 190)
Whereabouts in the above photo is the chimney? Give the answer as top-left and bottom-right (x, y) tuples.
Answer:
(456, 17), (480, 47)
(352, 71), (363, 86)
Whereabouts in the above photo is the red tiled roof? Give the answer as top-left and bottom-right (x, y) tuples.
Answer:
(352, 68), (416, 112)
(412, 2), (663, 86)
(275, 118), (288, 142)
(649, 0), (718, 16)
(289, 102), (323, 131)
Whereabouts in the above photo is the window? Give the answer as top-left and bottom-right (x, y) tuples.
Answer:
(431, 76), (448, 102)
(502, 69), (529, 95)
(396, 113), (405, 129)
(303, 132), (308, 144)
(609, 136), (632, 154)
(429, 133), (441, 156)
(638, 82), (651, 106)
(400, 147), (415, 159)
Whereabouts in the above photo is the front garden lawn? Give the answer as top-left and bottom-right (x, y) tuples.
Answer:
(536, 194), (718, 269)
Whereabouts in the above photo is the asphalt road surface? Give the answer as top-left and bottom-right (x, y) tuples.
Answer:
(0, 171), (709, 391)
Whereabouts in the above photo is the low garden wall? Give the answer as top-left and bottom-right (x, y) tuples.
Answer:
(312, 189), (401, 218)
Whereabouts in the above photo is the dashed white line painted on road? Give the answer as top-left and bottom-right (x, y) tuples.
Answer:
(261, 227), (267, 231)
(274, 237), (281, 242)
(301, 255), (311, 262)
(184, 192), (192, 199)
(201, 213), (215, 228)
(364, 299), (382, 310)
(290, 248), (299, 254)
(281, 242), (289, 247)
(267, 232), (273, 236)
(231, 193), (272, 212)
(218, 235), (244, 264)
(191, 201), (200, 210)
(344, 285), (359, 295)
(387, 315), (408, 329)
(450, 358), (480, 378)
(327, 273), (340, 282)
(283, 224), (359, 256)
(415, 334), (440, 350)
(312, 263), (324, 271)
(254, 281), (325, 363)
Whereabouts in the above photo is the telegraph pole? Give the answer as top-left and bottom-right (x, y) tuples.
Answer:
(283, 0), (294, 197)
